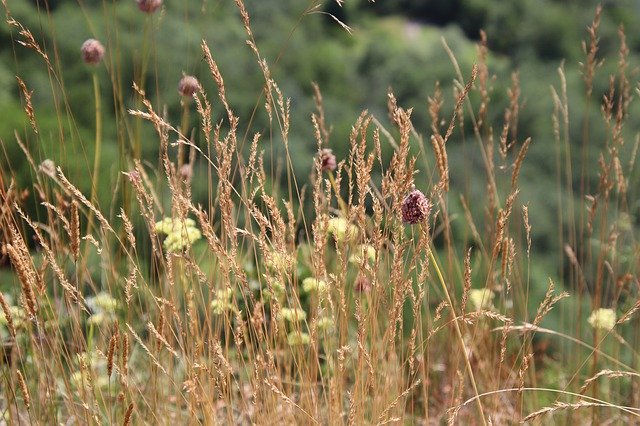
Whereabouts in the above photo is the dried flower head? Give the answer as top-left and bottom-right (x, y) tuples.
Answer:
(136, 0), (162, 13)
(588, 308), (616, 331)
(319, 148), (337, 172)
(401, 189), (431, 224)
(178, 75), (200, 97)
(81, 39), (105, 65)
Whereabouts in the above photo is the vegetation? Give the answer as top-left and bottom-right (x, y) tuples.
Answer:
(0, 0), (639, 423)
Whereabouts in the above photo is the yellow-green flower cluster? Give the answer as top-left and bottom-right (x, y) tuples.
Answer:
(287, 331), (311, 346)
(155, 217), (202, 253)
(210, 288), (236, 315)
(327, 217), (358, 242)
(0, 305), (26, 329)
(302, 277), (328, 295)
(264, 250), (295, 275)
(261, 275), (286, 302)
(316, 317), (334, 331)
(588, 308), (616, 331)
(277, 307), (307, 323)
(468, 289), (494, 311)
(349, 244), (376, 264)
(70, 351), (110, 390)
(86, 292), (118, 325)
(0, 302), (27, 338)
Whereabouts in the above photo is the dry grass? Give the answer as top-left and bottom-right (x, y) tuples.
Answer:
(0, 1), (639, 425)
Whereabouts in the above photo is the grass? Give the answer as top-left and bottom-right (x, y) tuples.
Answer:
(1, 1), (639, 424)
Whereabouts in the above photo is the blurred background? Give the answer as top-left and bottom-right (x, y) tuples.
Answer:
(1, 0), (639, 314)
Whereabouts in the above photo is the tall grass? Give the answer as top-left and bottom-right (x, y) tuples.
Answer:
(1, 1), (639, 424)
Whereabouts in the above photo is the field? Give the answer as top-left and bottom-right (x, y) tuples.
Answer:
(1, 0), (639, 424)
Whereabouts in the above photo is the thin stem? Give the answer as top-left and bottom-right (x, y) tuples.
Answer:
(87, 71), (103, 238)
(428, 240), (487, 426)
(327, 171), (348, 217)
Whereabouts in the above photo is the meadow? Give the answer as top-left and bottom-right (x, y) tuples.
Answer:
(0, 0), (639, 424)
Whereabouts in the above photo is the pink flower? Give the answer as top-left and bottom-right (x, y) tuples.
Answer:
(319, 148), (337, 172)
(401, 189), (430, 224)
(136, 0), (162, 13)
(81, 39), (105, 65)
(178, 75), (200, 97)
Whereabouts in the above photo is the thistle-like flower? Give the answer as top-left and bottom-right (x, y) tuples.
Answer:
(81, 39), (105, 65)
(401, 189), (431, 224)
(319, 148), (337, 172)
(178, 75), (200, 97)
(354, 274), (372, 293)
(136, 0), (162, 13)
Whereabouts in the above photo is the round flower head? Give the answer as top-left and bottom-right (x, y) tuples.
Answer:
(178, 75), (200, 97)
(81, 39), (105, 65)
(588, 308), (616, 331)
(136, 0), (162, 13)
(401, 189), (431, 224)
(468, 288), (494, 311)
(319, 148), (337, 172)
(354, 275), (372, 293)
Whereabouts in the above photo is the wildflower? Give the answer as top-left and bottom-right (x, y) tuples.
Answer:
(210, 288), (236, 315)
(81, 39), (105, 65)
(354, 275), (372, 293)
(39, 159), (56, 177)
(264, 250), (295, 275)
(86, 292), (117, 325)
(210, 299), (236, 315)
(154, 217), (202, 252)
(588, 308), (616, 331)
(287, 331), (310, 346)
(261, 275), (286, 301)
(136, 0), (162, 13)
(316, 317), (334, 332)
(70, 371), (88, 389)
(319, 148), (337, 172)
(401, 189), (431, 225)
(87, 292), (118, 314)
(468, 289), (494, 311)
(179, 163), (193, 182)
(87, 312), (107, 326)
(178, 75), (200, 97)
(349, 244), (376, 265)
(327, 217), (358, 242)
(0, 305), (26, 329)
(302, 277), (328, 295)
(278, 307), (307, 323)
